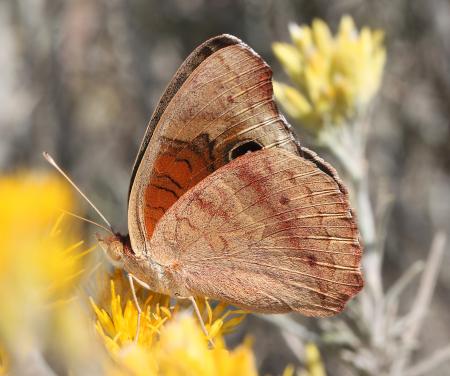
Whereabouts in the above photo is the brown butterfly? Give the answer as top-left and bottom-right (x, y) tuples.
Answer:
(46, 34), (363, 332)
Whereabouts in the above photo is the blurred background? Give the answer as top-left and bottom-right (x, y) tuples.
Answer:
(1, 0), (449, 375)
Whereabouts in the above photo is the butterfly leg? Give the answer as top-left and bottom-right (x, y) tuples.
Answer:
(128, 273), (149, 343)
(130, 273), (151, 290)
(188, 296), (215, 348)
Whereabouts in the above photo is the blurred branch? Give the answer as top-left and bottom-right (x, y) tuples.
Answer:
(256, 314), (320, 342)
(385, 260), (424, 307)
(282, 331), (306, 363)
(405, 345), (450, 376)
(391, 231), (447, 376)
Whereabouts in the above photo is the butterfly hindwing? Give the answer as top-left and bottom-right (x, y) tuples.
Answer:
(148, 148), (363, 316)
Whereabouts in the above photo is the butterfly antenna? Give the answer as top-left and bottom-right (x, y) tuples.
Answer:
(61, 210), (114, 235)
(43, 152), (113, 231)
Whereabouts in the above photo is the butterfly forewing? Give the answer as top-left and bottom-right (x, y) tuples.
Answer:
(128, 35), (299, 255)
(148, 148), (363, 316)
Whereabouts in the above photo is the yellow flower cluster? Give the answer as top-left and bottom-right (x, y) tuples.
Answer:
(0, 174), (96, 373)
(91, 276), (256, 376)
(273, 15), (386, 130)
(0, 175), (86, 334)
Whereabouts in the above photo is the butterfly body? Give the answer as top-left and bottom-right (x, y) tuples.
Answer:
(98, 233), (183, 296)
(98, 34), (363, 317)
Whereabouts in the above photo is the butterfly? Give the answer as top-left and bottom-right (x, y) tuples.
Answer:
(47, 34), (363, 327)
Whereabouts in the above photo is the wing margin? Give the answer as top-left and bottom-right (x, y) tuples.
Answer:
(128, 35), (242, 201)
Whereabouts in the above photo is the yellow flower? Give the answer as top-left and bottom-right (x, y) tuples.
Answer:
(283, 344), (327, 376)
(194, 297), (247, 342)
(156, 316), (256, 376)
(104, 316), (257, 376)
(0, 173), (94, 373)
(92, 277), (256, 376)
(91, 279), (172, 353)
(300, 343), (326, 376)
(273, 16), (386, 130)
(0, 347), (7, 376)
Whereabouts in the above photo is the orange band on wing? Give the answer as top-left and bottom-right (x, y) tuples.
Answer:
(144, 140), (212, 237)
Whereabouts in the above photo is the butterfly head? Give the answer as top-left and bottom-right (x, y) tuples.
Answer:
(97, 233), (132, 268)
